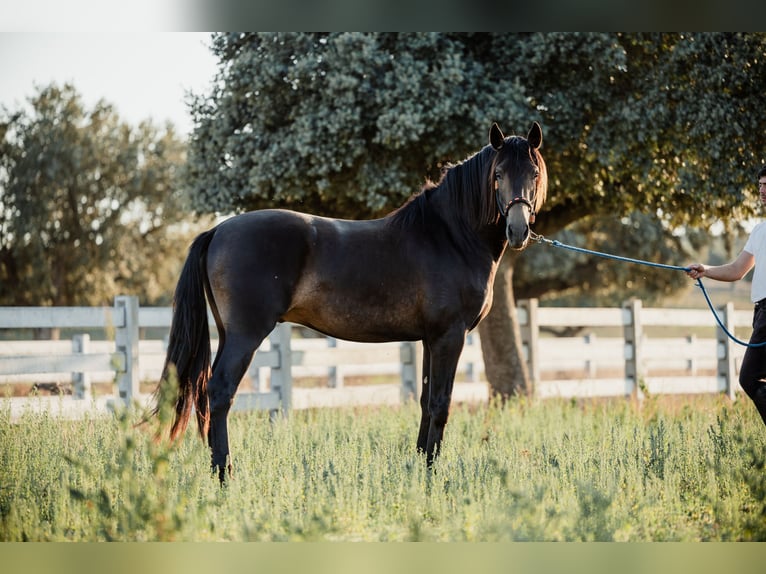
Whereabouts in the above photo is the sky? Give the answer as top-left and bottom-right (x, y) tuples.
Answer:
(0, 33), (219, 135)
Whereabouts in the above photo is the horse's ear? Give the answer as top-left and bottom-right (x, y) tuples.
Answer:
(527, 122), (543, 149)
(489, 123), (505, 150)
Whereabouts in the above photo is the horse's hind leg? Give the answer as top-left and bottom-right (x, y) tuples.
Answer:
(207, 331), (267, 483)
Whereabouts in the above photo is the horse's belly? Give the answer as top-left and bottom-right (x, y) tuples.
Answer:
(283, 292), (422, 343)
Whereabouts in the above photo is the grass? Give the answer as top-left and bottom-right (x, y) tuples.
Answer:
(2, 392), (766, 541)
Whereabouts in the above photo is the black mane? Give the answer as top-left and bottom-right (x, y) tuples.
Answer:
(386, 135), (547, 234)
(386, 145), (496, 231)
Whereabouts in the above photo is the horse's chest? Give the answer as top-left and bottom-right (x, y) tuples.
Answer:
(464, 264), (498, 330)
(466, 283), (493, 331)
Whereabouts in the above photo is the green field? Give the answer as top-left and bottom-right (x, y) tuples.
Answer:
(2, 392), (766, 541)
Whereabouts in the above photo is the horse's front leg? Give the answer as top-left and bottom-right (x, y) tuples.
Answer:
(424, 327), (465, 466)
(416, 344), (432, 454)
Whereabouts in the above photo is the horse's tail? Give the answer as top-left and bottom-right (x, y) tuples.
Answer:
(154, 227), (217, 442)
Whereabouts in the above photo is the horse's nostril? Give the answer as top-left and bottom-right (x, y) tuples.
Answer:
(506, 225), (530, 248)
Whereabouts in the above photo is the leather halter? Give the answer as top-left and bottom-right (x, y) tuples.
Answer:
(495, 181), (536, 223)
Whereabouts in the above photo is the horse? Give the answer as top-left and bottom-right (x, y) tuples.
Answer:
(155, 122), (548, 483)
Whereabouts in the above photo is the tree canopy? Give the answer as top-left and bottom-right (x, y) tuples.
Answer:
(188, 32), (766, 254)
(187, 33), (533, 217)
(508, 33), (766, 304)
(0, 84), (200, 306)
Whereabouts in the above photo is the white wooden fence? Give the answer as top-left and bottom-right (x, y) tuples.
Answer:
(0, 296), (754, 419)
(518, 299), (749, 401)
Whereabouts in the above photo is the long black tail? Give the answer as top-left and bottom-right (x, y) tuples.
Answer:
(155, 228), (217, 441)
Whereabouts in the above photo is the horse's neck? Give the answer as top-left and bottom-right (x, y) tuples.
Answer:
(427, 183), (506, 262)
(481, 226), (508, 262)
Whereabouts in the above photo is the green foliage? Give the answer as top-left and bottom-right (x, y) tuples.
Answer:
(0, 388), (215, 541)
(510, 33), (766, 305)
(186, 33), (531, 217)
(0, 83), (205, 306)
(189, 32), (766, 226)
(521, 33), (766, 228)
(2, 395), (766, 541)
(63, 411), (209, 541)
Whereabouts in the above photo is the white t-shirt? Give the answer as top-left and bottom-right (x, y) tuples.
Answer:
(744, 221), (766, 303)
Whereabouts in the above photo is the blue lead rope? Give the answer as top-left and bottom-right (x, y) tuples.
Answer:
(539, 238), (692, 273)
(534, 235), (766, 348)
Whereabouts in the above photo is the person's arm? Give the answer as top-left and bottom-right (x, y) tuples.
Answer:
(686, 250), (755, 282)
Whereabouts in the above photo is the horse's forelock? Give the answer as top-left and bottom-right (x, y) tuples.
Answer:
(487, 136), (547, 213)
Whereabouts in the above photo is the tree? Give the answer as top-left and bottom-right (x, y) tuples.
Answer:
(480, 33), (766, 395)
(0, 83), (201, 311)
(186, 33), (766, 397)
(186, 33), (531, 216)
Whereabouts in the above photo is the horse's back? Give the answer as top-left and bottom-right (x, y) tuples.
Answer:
(207, 209), (315, 271)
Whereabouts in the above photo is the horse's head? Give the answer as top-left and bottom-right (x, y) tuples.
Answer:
(489, 122), (547, 250)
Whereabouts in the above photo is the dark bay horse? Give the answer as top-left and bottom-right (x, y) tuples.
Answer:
(156, 122), (547, 482)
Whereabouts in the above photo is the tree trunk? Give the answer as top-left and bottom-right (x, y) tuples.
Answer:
(477, 252), (531, 398)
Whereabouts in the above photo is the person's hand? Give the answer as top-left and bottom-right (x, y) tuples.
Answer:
(686, 263), (706, 280)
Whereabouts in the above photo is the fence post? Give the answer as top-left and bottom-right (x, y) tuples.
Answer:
(247, 359), (262, 393)
(623, 299), (644, 400)
(400, 340), (422, 402)
(327, 337), (344, 388)
(717, 301), (737, 401)
(465, 333), (478, 383)
(687, 334), (698, 376)
(114, 295), (140, 406)
(269, 323), (293, 418)
(518, 299), (540, 395)
(584, 333), (597, 378)
(71, 333), (91, 400)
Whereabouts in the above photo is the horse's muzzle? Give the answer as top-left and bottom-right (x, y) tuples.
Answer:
(505, 201), (532, 250)
(506, 223), (530, 250)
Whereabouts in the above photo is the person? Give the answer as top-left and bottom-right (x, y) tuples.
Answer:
(686, 165), (766, 425)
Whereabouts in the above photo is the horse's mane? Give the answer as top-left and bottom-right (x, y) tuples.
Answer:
(386, 145), (495, 231)
(386, 136), (547, 232)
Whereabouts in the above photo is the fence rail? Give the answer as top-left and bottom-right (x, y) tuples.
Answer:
(0, 296), (754, 419)
(518, 299), (750, 401)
